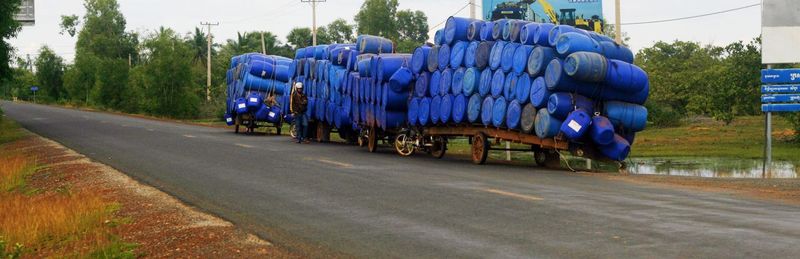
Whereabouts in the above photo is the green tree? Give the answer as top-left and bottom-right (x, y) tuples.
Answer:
(354, 0), (399, 40)
(59, 15), (80, 37)
(396, 10), (428, 44)
(1, 0), (22, 82)
(287, 27), (312, 48)
(325, 18), (355, 44)
(34, 46), (66, 101)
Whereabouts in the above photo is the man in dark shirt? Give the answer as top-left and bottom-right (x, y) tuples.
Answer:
(291, 82), (309, 144)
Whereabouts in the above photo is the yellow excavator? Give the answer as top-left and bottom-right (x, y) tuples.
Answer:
(535, 0), (604, 33)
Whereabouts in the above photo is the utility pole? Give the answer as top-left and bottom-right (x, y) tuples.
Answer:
(469, 0), (476, 19)
(302, 0), (326, 46)
(614, 0), (622, 44)
(261, 32), (267, 54)
(201, 21), (219, 102)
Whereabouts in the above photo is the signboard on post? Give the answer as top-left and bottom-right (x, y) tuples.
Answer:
(761, 69), (800, 112)
(482, 0), (604, 33)
(14, 0), (35, 26)
(761, 0), (800, 64)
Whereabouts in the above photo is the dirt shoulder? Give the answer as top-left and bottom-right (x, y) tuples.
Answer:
(8, 134), (300, 258)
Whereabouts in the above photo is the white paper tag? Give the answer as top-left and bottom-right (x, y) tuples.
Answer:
(226, 118), (233, 123)
(568, 120), (582, 133)
(249, 97), (258, 103)
(238, 103), (246, 109)
(268, 112), (276, 117)
(261, 71), (266, 77)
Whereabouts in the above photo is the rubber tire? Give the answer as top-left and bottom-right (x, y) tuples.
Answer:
(431, 137), (447, 159)
(472, 133), (489, 165)
(394, 134), (416, 157)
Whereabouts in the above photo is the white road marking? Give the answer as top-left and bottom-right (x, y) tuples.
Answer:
(235, 143), (254, 148)
(317, 159), (353, 168)
(484, 189), (543, 201)
(183, 134), (197, 138)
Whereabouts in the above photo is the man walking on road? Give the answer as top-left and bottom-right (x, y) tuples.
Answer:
(291, 82), (310, 144)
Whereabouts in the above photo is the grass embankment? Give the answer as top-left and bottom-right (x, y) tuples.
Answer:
(0, 111), (135, 258)
(633, 116), (799, 161)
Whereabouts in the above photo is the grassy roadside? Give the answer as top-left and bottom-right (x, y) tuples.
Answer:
(0, 109), (136, 258)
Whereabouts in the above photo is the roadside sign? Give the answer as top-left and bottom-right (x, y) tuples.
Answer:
(761, 69), (800, 112)
(761, 94), (800, 103)
(762, 85), (800, 93)
(762, 104), (800, 112)
(30, 86), (38, 92)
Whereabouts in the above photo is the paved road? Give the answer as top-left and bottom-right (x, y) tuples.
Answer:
(3, 101), (800, 258)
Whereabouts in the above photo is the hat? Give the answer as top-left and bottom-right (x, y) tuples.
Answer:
(295, 82), (303, 89)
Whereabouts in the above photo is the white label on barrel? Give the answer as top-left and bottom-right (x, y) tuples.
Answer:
(269, 112), (276, 118)
(568, 120), (582, 133)
(249, 98), (258, 103)
(261, 71), (266, 77)
(238, 103), (246, 109)
(226, 118), (233, 122)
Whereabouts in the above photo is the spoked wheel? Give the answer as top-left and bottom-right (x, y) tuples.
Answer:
(367, 126), (378, 153)
(358, 129), (367, 147)
(394, 133), (416, 157)
(532, 146), (547, 167)
(290, 123), (298, 139)
(472, 132), (489, 165)
(430, 136), (447, 159)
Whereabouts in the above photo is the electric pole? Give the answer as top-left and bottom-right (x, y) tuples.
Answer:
(469, 0), (476, 19)
(261, 32), (267, 54)
(614, 0), (622, 44)
(302, 0), (326, 46)
(201, 21), (219, 102)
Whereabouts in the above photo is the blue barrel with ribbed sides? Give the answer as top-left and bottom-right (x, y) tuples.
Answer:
(606, 59), (648, 93)
(505, 20), (527, 42)
(431, 95), (442, 125)
(600, 134), (631, 161)
(295, 48), (306, 60)
(599, 41), (635, 64)
(513, 45), (534, 75)
(408, 98), (420, 126)
(438, 44), (451, 71)
(519, 23), (540, 45)
(412, 46), (431, 74)
(493, 19), (508, 40)
(515, 74), (532, 104)
(504, 72), (517, 101)
(415, 71), (429, 97)
(604, 101), (648, 132)
(560, 109), (591, 140)
(246, 92), (263, 111)
(481, 96), (494, 125)
(520, 103), (536, 133)
(481, 21), (495, 41)
(462, 67), (481, 96)
(435, 29), (445, 46)
(527, 46), (556, 77)
(545, 59), (601, 96)
(535, 108), (562, 138)
(430, 70), (442, 97)
(452, 67), (465, 95)
(590, 116), (615, 145)
(450, 41), (469, 69)
(384, 87), (408, 111)
(492, 96), (507, 128)
(389, 66), (413, 93)
(529, 76), (550, 108)
(445, 16), (479, 44)
(468, 21), (484, 41)
(357, 35), (393, 54)
(468, 94), (482, 123)
(452, 94), (467, 123)
(548, 92), (594, 119)
(254, 104), (270, 121)
(427, 46), (440, 73)
(476, 41), (495, 69)
(491, 70), (505, 98)
(376, 54), (412, 82)
(465, 41), (479, 68)
(506, 100), (522, 129)
(556, 32), (601, 56)
(489, 41), (507, 70)
(440, 68), (453, 96)
(440, 94), (454, 124)
(532, 23), (555, 46)
(564, 51), (608, 82)
(479, 68), (493, 97)
(419, 97), (431, 126)
(501, 43), (519, 73)
(548, 25), (588, 47)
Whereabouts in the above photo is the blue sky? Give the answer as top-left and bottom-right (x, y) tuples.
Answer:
(10, 0), (761, 63)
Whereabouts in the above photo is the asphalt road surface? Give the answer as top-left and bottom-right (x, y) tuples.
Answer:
(3, 101), (800, 258)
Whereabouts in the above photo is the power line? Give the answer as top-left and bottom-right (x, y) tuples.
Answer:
(622, 3), (760, 26)
(428, 3), (471, 33)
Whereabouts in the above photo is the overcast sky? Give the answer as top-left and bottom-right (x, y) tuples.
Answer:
(10, 0), (761, 63)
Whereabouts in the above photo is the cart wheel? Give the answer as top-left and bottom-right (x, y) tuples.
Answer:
(367, 126), (378, 153)
(317, 123), (330, 142)
(472, 133), (489, 165)
(394, 134), (415, 156)
(234, 116), (241, 134)
(276, 123), (282, 135)
(358, 130), (367, 147)
(532, 146), (547, 167)
(290, 123), (298, 139)
(538, 150), (561, 168)
(430, 136), (447, 159)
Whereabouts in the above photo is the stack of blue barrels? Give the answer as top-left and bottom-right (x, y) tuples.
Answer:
(409, 16), (650, 161)
(225, 53), (295, 125)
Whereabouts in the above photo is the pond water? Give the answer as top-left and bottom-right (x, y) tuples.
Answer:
(626, 157), (799, 179)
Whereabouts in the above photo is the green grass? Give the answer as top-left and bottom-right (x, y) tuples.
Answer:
(0, 109), (26, 145)
(632, 116), (800, 162)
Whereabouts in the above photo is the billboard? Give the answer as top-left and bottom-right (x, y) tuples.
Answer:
(482, 0), (604, 32)
(762, 0), (800, 64)
(14, 0), (35, 26)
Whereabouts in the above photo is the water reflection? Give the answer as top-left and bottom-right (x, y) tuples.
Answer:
(628, 157), (799, 178)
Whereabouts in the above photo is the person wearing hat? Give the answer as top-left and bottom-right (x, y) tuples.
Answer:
(291, 82), (309, 144)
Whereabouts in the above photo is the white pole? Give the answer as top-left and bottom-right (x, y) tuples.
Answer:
(470, 0), (476, 19)
(201, 22), (218, 102)
(312, 0), (317, 46)
(614, 0), (622, 44)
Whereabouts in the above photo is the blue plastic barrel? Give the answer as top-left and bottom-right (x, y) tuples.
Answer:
(492, 96), (507, 128)
(491, 70), (505, 98)
(452, 67), (466, 95)
(462, 67), (481, 96)
(440, 94), (454, 124)
(475, 41), (495, 69)
(389, 67), (413, 93)
(415, 71), (430, 97)
(357, 35), (393, 54)
(535, 108), (563, 138)
(434, 29), (445, 46)
(427, 46), (440, 73)
(468, 94), (483, 123)
(376, 54), (412, 82)
(515, 74), (532, 104)
(560, 109), (591, 140)
(464, 41), (479, 68)
(599, 134), (631, 161)
(605, 59), (648, 93)
(548, 25), (588, 47)
(246, 92), (264, 111)
(489, 41), (507, 70)
(519, 23), (540, 45)
(430, 70), (441, 97)
(501, 43), (520, 73)
(599, 41), (635, 64)
(360, 101), (367, 123)
(224, 113), (234, 126)
(307, 97), (317, 119)
(358, 59), (371, 77)
(438, 44), (451, 71)
(527, 46), (557, 77)
(512, 45), (534, 75)
(440, 68), (453, 96)
(503, 72), (517, 101)
(506, 100), (522, 129)
(520, 103), (537, 133)
(411, 46), (431, 74)
(254, 104), (270, 121)
(452, 94), (467, 123)
(588, 32), (615, 43)
(480, 21), (495, 41)
(506, 20), (528, 42)
(604, 101), (648, 132)
(408, 98), (420, 126)
(545, 59), (601, 96)
(532, 23), (555, 46)
(479, 68), (493, 97)
(556, 32), (601, 56)
(601, 80), (649, 105)
(468, 21), (485, 41)
(385, 111), (406, 129)
(235, 98), (248, 115)
(547, 92), (594, 119)
(316, 99), (326, 121)
(590, 116), (615, 145)
(314, 45), (329, 60)
(419, 97), (431, 126)
(564, 51), (608, 82)
(481, 96), (494, 126)
(295, 48), (306, 60)
(384, 87), (408, 111)
(445, 16), (479, 44)
(492, 19), (508, 41)
(450, 41), (469, 69)
(431, 95), (442, 125)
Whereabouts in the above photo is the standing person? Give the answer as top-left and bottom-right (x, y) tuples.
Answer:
(291, 82), (310, 144)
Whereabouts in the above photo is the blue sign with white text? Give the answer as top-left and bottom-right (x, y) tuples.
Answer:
(30, 86), (38, 91)
(761, 69), (800, 112)
(761, 69), (800, 84)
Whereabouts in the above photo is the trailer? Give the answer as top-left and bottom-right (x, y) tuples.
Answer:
(233, 113), (285, 135)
